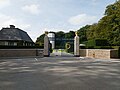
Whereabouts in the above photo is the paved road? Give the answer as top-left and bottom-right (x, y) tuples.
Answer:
(0, 56), (120, 90)
(51, 51), (74, 57)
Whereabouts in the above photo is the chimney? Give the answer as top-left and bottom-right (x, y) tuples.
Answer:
(10, 25), (15, 29)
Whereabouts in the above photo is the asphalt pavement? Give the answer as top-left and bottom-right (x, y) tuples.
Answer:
(0, 54), (120, 90)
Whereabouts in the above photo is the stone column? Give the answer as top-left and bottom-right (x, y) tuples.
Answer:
(74, 31), (80, 57)
(44, 31), (50, 57)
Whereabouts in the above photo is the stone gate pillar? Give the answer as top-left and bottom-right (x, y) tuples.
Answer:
(44, 31), (50, 57)
(74, 31), (80, 57)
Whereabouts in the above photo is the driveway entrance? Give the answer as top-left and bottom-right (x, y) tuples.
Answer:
(0, 57), (120, 90)
(50, 49), (74, 57)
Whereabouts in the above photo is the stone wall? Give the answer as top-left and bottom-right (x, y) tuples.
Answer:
(110, 50), (118, 58)
(80, 49), (118, 59)
(0, 49), (44, 57)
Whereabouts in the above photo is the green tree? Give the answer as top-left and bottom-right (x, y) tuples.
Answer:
(96, 0), (120, 45)
(36, 34), (45, 46)
(77, 25), (91, 43)
(55, 31), (65, 38)
(65, 31), (75, 39)
(85, 0), (120, 46)
(36, 0), (120, 47)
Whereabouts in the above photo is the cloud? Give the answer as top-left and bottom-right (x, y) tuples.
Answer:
(22, 4), (40, 15)
(68, 14), (97, 26)
(0, 14), (31, 30)
(0, 0), (10, 8)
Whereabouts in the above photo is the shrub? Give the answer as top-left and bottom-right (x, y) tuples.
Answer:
(118, 47), (120, 58)
(0, 45), (43, 49)
(85, 39), (95, 46)
(99, 46), (113, 49)
(95, 39), (109, 46)
(85, 46), (94, 49)
(80, 46), (86, 49)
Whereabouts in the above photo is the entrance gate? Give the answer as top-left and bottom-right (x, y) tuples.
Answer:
(44, 31), (80, 57)
(53, 38), (74, 57)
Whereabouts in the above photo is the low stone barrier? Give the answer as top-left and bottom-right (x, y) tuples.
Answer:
(80, 49), (118, 59)
(0, 49), (44, 57)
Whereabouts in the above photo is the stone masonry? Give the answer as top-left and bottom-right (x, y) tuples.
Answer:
(0, 49), (44, 57)
(80, 49), (118, 59)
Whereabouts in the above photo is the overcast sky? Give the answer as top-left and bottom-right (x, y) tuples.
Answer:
(0, 0), (115, 41)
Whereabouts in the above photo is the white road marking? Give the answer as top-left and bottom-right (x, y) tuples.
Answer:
(35, 58), (38, 61)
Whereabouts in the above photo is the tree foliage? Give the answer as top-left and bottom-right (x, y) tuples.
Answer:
(77, 25), (90, 43)
(65, 31), (75, 39)
(36, 34), (45, 46)
(36, 0), (120, 46)
(81, 0), (120, 46)
(95, 0), (120, 45)
(55, 31), (65, 38)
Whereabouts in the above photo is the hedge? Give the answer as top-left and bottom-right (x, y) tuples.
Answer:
(0, 45), (43, 49)
(118, 47), (120, 58)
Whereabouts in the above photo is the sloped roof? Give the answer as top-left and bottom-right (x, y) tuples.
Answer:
(0, 26), (33, 42)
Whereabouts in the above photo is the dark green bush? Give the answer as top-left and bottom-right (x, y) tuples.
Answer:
(95, 39), (109, 46)
(80, 46), (86, 49)
(85, 40), (95, 46)
(0, 45), (43, 49)
(99, 46), (113, 49)
(85, 46), (113, 49)
(85, 46), (94, 49)
(85, 39), (110, 47)
(118, 47), (120, 58)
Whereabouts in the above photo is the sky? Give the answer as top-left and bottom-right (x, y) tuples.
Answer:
(0, 0), (116, 42)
